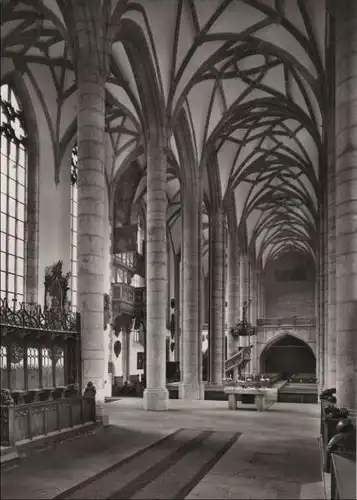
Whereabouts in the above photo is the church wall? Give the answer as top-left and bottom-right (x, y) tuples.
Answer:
(263, 251), (316, 318)
(111, 332), (144, 381)
(253, 251), (317, 375)
(21, 73), (72, 306)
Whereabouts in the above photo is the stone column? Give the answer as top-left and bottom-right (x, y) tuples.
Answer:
(143, 129), (169, 411)
(227, 230), (240, 379)
(197, 227), (204, 398)
(327, 104), (337, 388)
(335, 0), (357, 416)
(75, 6), (107, 399)
(174, 252), (181, 363)
(200, 264), (206, 388)
(315, 272), (321, 386)
(121, 329), (130, 382)
(250, 264), (257, 326)
(318, 198), (326, 390)
(239, 254), (249, 349)
(245, 260), (254, 374)
(179, 193), (204, 399)
(253, 268), (261, 373)
(256, 270), (261, 320)
(180, 252), (184, 373)
(318, 251), (326, 389)
(210, 207), (225, 384)
(323, 193), (329, 385)
(260, 279), (266, 318)
(247, 260), (252, 324)
(239, 254), (246, 314)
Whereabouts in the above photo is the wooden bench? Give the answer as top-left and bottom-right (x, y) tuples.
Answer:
(331, 453), (356, 500)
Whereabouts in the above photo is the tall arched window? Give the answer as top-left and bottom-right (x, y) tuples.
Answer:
(0, 84), (28, 304)
(70, 144), (78, 311)
(137, 213), (143, 255)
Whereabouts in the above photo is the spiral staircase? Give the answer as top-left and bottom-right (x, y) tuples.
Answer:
(224, 346), (252, 376)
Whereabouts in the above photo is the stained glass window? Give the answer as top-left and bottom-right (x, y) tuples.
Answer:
(70, 144), (78, 311)
(0, 84), (28, 304)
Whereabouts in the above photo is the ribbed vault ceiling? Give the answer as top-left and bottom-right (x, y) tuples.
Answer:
(1, 0), (327, 270)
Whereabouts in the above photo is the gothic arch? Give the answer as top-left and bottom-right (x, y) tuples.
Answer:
(260, 332), (316, 377)
(263, 330), (316, 356)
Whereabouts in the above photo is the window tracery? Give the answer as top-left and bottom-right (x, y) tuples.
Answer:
(0, 84), (28, 304)
(70, 144), (78, 311)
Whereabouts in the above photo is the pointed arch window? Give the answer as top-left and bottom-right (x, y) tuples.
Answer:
(0, 84), (28, 304)
(70, 144), (78, 311)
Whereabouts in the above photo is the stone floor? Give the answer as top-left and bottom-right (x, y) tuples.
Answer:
(1, 399), (323, 500)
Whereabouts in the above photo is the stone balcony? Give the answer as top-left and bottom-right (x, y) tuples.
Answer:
(112, 282), (135, 305)
(257, 317), (316, 327)
(111, 283), (146, 319)
(113, 251), (145, 277)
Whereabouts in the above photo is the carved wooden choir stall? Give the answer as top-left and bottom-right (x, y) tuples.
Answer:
(0, 261), (96, 447)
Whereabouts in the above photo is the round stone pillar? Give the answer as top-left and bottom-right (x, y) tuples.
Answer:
(143, 130), (169, 411)
(121, 328), (130, 382)
(256, 270), (261, 320)
(239, 254), (248, 313)
(315, 274), (321, 387)
(252, 268), (261, 373)
(179, 194), (204, 399)
(327, 70), (337, 388)
(76, 32), (107, 400)
(319, 242), (326, 389)
(174, 252), (181, 363)
(209, 207), (225, 384)
(335, 0), (357, 416)
(260, 280), (266, 318)
(227, 230), (240, 378)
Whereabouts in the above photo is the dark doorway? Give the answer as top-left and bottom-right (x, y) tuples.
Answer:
(260, 334), (316, 379)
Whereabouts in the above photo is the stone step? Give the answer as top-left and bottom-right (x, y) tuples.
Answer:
(299, 481), (325, 499)
(0, 446), (19, 467)
(57, 429), (239, 500)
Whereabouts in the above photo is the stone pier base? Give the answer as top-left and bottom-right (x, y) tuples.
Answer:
(143, 388), (169, 411)
(179, 382), (205, 400)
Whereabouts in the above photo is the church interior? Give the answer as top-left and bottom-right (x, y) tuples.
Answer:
(0, 0), (356, 499)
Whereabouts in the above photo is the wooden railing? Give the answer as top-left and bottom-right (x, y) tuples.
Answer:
(257, 317), (316, 327)
(1, 395), (96, 446)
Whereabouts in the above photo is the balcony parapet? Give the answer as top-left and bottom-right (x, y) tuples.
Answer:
(257, 317), (316, 327)
(112, 283), (135, 305)
(113, 251), (145, 277)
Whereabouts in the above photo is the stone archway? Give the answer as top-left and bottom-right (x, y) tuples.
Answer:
(260, 333), (316, 379)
